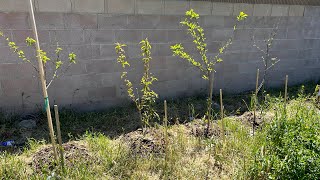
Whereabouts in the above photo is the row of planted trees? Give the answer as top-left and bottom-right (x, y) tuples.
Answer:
(1, 6), (290, 173)
(115, 10), (253, 136)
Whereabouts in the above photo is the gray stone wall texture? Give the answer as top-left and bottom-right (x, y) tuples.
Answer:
(0, 0), (319, 112)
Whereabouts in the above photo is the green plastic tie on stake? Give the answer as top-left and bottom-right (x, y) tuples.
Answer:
(44, 97), (49, 111)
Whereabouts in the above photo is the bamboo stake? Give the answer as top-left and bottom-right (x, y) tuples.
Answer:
(284, 75), (288, 109)
(253, 69), (260, 136)
(28, 0), (57, 160)
(54, 105), (65, 171)
(220, 89), (225, 139)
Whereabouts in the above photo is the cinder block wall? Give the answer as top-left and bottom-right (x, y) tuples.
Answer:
(0, 0), (319, 112)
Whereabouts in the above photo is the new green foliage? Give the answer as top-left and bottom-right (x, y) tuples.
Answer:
(0, 31), (77, 89)
(170, 9), (247, 134)
(115, 38), (159, 129)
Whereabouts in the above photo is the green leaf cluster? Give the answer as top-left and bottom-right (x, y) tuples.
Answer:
(170, 9), (247, 80)
(0, 31), (77, 89)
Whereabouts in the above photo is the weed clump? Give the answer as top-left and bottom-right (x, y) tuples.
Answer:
(247, 94), (320, 179)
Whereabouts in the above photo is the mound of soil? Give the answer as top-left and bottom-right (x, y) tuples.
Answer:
(236, 111), (274, 128)
(31, 142), (92, 172)
(122, 128), (165, 155)
(185, 119), (221, 137)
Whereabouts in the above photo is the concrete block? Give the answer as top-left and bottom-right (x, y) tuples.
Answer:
(272, 39), (304, 50)
(68, 45), (100, 60)
(149, 56), (167, 70)
(0, 30), (11, 46)
(107, 0), (135, 14)
(207, 29), (234, 41)
(287, 16), (305, 29)
(287, 29), (303, 40)
(99, 44), (118, 60)
(271, 5), (289, 17)
(142, 30), (168, 43)
(162, 79), (189, 97)
(234, 29), (253, 41)
(98, 14), (128, 29)
(127, 15), (161, 29)
(35, 12), (65, 29)
(136, 0), (164, 15)
(73, 0), (104, 13)
(50, 30), (84, 45)
(153, 43), (172, 56)
(115, 30), (143, 43)
(63, 63), (87, 76)
(0, 12), (30, 29)
(228, 40), (256, 53)
(253, 28), (287, 40)
(269, 49), (299, 60)
(164, 1), (189, 15)
(212, 2), (233, 16)
(203, 16), (224, 28)
(154, 68), (185, 83)
(88, 86), (117, 100)
(0, 0), (30, 12)
(127, 43), (141, 59)
(223, 16), (239, 28)
(37, 0), (71, 12)
(167, 30), (192, 43)
(86, 60), (120, 73)
(157, 15), (184, 29)
(303, 29), (320, 39)
(11, 30), (50, 45)
(52, 74), (103, 90)
(303, 39), (320, 50)
(190, 1), (212, 15)
(64, 13), (97, 29)
(289, 5), (305, 16)
(253, 4), (271, 16)
(84, 30), (114, 43)
(0, 63), (35, 80)
(252, 16), (288, 29)
(233, 3), (254, 16)
(1, 78), (40, 95)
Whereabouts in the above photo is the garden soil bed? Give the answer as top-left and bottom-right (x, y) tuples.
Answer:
(30, 142), (93, 172)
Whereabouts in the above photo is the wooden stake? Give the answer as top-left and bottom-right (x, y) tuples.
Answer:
(54, 105), (65, 171)
(164, 100), (168, 129)
(220, 89), (225, 139)
(207, 72), (214, 136)
(253, 69), (260, 136)
(284, 75), (288, 109)
(163, 100), (168, 175)
(28, 0), (57, 160)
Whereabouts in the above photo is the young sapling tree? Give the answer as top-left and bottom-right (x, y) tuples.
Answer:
(0, 31), (77, 162)
(252, 19), (281, 98)
(115, 38), (159, 132)
(170, 9), (248, 136)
